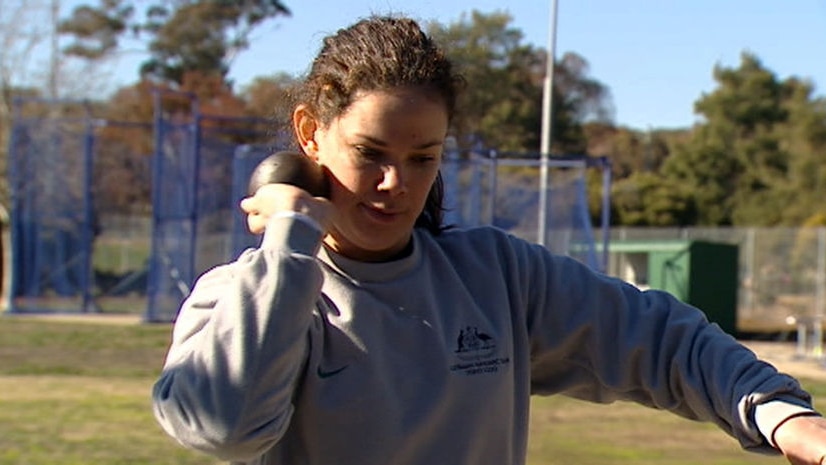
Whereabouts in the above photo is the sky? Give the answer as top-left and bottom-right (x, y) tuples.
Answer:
(65, 0), (826, 131)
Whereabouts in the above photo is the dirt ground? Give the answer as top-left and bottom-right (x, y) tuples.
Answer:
(3, 312), (145, 326)
(743, 340), (826, 381)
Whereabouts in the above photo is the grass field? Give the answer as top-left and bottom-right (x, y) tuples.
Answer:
(0, 317), (819, 465)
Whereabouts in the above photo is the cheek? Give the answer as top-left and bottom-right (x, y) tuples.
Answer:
(415, 168), (441, 195)
(327, 163), (376, 198)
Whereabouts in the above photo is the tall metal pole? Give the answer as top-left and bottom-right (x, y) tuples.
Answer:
(538, 0), (559, 246)
(48, 0), (61, 99)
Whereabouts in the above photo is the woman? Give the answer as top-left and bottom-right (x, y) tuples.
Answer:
(152, 15), (826, 465)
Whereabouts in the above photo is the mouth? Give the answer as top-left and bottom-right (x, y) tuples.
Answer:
(360, 204), (403, 224)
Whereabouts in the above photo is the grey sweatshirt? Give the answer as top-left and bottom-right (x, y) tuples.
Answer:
(153, 216), (816, 464)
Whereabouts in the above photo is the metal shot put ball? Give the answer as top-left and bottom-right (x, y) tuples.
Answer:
(248, 151), (330, 198)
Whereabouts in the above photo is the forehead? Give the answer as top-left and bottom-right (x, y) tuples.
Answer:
(332, 87), (449, 139)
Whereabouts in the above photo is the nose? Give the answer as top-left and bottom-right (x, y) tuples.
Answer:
(377, 164), (407, 195)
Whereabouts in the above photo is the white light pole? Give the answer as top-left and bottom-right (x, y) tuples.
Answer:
(538, 0), (559, 246)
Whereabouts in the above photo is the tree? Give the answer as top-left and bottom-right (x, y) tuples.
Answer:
(771, 77), (826, 224)
(57, 0), (132, 59)
(662, 52), (826, 226)
(427, 11), (612, 154)
(60, 0), (291, 84)
(427, 11), (540, 152)
(552, 52), (614, 154)
(611, 172), (697, 226)
(583, 123), (674, 178)
(240, 72), (297, 123)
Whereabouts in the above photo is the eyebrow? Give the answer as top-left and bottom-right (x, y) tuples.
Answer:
(355, 134), (444, 150)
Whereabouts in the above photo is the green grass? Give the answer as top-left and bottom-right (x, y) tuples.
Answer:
(527, 396), (786, 465)
(0, 317), (221, 465)
(0, 316), (820, 464)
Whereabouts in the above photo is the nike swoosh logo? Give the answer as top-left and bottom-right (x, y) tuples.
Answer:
(317, 364), (349, 379)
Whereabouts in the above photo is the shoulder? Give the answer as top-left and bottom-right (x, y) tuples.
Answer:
(420, 225), (544, 266)
(427, 225), (599, 276)
(432, 224), (522, 247)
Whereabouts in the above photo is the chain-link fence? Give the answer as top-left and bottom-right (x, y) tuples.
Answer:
(602, 227), (826, 348)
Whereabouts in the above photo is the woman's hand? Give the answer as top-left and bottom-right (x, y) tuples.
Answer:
(773, 414), (826, 464)
(240, 183), (335, 235)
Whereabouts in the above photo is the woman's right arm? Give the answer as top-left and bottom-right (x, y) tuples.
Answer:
(152, 203), (326, 461)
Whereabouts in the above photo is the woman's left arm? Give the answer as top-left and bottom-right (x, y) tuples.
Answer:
(522, 247), (818, 454)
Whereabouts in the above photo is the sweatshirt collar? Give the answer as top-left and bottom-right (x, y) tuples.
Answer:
(318, 232), (423, 283)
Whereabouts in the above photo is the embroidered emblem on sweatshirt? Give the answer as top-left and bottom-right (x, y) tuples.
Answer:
(455, 326), (495, 358)
(450, 326), (510, 376)
(317, 364), (349, 379)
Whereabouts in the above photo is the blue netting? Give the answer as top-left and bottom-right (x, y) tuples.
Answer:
(8, 101), (154, 314)
(9, 118), (93, 311)
(145, 114), (289, 321)
(145, 118), (199, 320)
(8, 97), (609, 322)
(442, 152), (603, 269)
(230, 145), (274, 256)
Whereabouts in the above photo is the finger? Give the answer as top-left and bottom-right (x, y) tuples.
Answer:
(246, 213), (267, 235)
(239, 197), (257, 214)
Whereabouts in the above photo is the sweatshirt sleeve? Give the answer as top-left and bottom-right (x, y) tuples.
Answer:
(524, 248), (815, 454)
(152, 216), (324, 461)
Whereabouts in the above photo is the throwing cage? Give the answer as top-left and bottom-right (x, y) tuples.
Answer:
(8, 94), (611, 322)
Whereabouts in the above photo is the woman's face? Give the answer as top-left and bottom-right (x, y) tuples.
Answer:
(306, 87), (448, 262)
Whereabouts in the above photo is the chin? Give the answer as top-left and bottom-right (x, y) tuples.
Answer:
(330, 221), (413, 259)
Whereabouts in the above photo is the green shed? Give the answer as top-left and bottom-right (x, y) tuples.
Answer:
(607, 240), (739, 336)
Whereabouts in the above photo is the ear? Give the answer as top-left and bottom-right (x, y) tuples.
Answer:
(293, 104), (320, 160)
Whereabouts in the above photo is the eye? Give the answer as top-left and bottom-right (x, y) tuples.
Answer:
(412, 153), (439, 165)
(355, 145), (383, 161)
